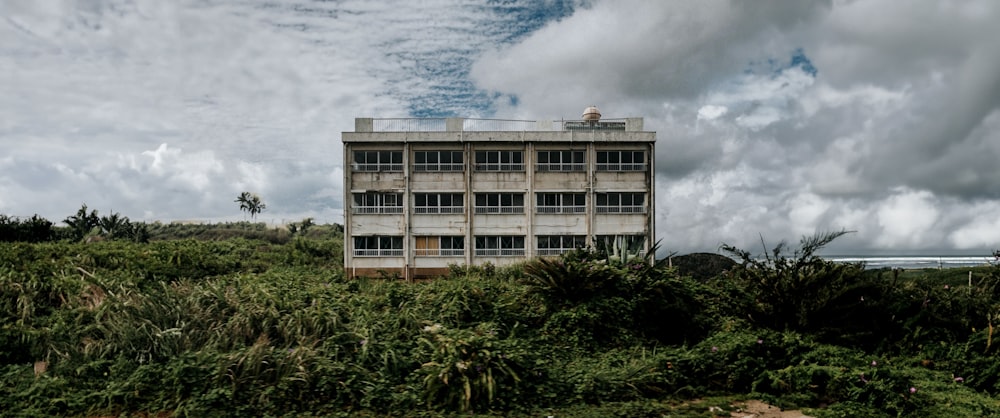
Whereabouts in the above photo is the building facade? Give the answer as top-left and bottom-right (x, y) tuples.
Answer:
(342, 112), (655, 279)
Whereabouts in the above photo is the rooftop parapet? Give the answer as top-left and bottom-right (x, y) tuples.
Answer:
(355, 117), (644, 133)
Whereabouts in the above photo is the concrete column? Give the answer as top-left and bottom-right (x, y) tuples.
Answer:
(625, 118), (643, 132)
(344, 141), (354, 277)
(526, 140), (534, 258)
(465, 141), (474, 267)
(446, 117), (464, 132)
(586, 142), (595, 246)
(355, 118), (373, 132)
(403, 142), (412, 281)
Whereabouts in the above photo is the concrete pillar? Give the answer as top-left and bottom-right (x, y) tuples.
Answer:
(355, 118), (373, 132)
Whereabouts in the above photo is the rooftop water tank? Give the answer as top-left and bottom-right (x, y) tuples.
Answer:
(582, 105), (601, 121)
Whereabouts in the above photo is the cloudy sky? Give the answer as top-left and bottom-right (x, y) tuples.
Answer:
(2, 0), (998, 255)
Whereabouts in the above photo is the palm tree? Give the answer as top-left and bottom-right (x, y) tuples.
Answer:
(235, 192), (267, 220)
(99, 212), (127, 238)
(64, 204), (100, 241)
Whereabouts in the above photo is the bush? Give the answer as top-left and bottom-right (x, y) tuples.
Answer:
(719, 231), (896, 349)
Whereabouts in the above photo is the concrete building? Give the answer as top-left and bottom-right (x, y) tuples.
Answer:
(342, 107), (656, 279)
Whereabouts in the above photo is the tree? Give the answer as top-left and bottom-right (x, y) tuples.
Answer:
(235, 192), (267, 220)
(288, 217), (314, 236)
(99, 212), (127, 238)
(64, 204), (100, 241)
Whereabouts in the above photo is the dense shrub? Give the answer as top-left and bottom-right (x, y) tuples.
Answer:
(719, 231), (897, 349)
(5, 233), (1000, 416)
(523, 247), (711, 349)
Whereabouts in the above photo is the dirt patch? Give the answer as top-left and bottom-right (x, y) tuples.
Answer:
(726, 400), (814, 418)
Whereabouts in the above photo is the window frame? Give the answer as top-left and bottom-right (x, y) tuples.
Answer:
(536, 235), (586, 256)
(414, 151), (464, 172)
(474, 150), (524, 172)
(596, 150), (646, 171)
(415, 236), (465, 257)
(474, 193), (525, 214)
(352, 150), (403, 172)
(535, 192), (586, 214)
(352, 192), (404, 214)
(536, 150), (585, 172)
(353, 235), (404, 257)
(414, 193), (464, 214)
(474, 235), (526, 256)
(596, 192), (646, 214)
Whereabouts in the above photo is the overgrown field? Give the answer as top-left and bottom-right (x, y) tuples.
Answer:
(3, 232), (1000, 417)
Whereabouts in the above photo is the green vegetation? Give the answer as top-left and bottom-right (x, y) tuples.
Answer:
(2, 219), (1000, 417)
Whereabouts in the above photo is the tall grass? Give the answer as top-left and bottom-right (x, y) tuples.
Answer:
(4, 234), (1000, 416)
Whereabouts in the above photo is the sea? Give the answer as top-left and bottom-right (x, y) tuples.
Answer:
(822, 255), (998, 270)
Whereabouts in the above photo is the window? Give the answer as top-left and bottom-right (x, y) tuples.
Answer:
(415, 236), (465, 256)
(596, 151), (645, 171)
(536, 235), (586, 256)
(353, 236), (403, 257)
(596, 192), (645, 213)
(475, 150), (523, 171)
(536, 193), (585, 214)
(353, 150), (403, 172)
(596, 235), (646, 256)
(352, 192), (403, 214)
(475, 236), (525, 256)
(414, 193), (464, 214)
(536, 150), (585, 171)
(414, 151), (463, 172)
(474, 193), (524, 214)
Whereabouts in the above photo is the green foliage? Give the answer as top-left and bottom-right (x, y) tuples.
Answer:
(523, 246), (710, 349)
(5, 232), (1000, 416)
(719, 231), (894, 346)
(415, 323), (526, 412)
(63, 204), (100, 241)
(0, 214), (54, 243)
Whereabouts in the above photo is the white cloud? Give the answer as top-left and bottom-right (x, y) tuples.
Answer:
(3, 0), (999, 254)
(697, 105), (727, 121)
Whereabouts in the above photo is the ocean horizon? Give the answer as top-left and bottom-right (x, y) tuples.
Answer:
(822, 255), (998, 270)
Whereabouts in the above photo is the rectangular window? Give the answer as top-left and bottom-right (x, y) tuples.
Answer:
(474, 193), (524, 214)
(536, 193), (585, 214)
(414, 151), (463, 172)
(536, 150), (585, 172)
(415, 236), (465, 256)
(596, 235), (646, 256)
(596, 151), (646, 171)
(596, 192), (646, 214)
(353, 236), (403, 257)
(352, 192), (403, 214)
(475, 236), (525, 256)
(414, 193), (464, 214)
(475, 150), (523, 171)
(352, 150), (403, 172)
(536, 235), (586, 256)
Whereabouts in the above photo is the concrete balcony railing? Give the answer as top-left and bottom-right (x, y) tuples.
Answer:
(474, 248), (526, 257)
(353, 249), (404, 257)
(415, 249), (465, 257)
(474, 206), (525, 214)
(596, 206), (647, 214)
(414, 206), (464, 214)
(536, 206), (586, 214)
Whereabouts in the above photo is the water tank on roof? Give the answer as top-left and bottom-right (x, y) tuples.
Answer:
(582, 105), (601, 121)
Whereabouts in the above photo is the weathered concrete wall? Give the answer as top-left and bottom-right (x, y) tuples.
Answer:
(350, 215), (405, 234)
